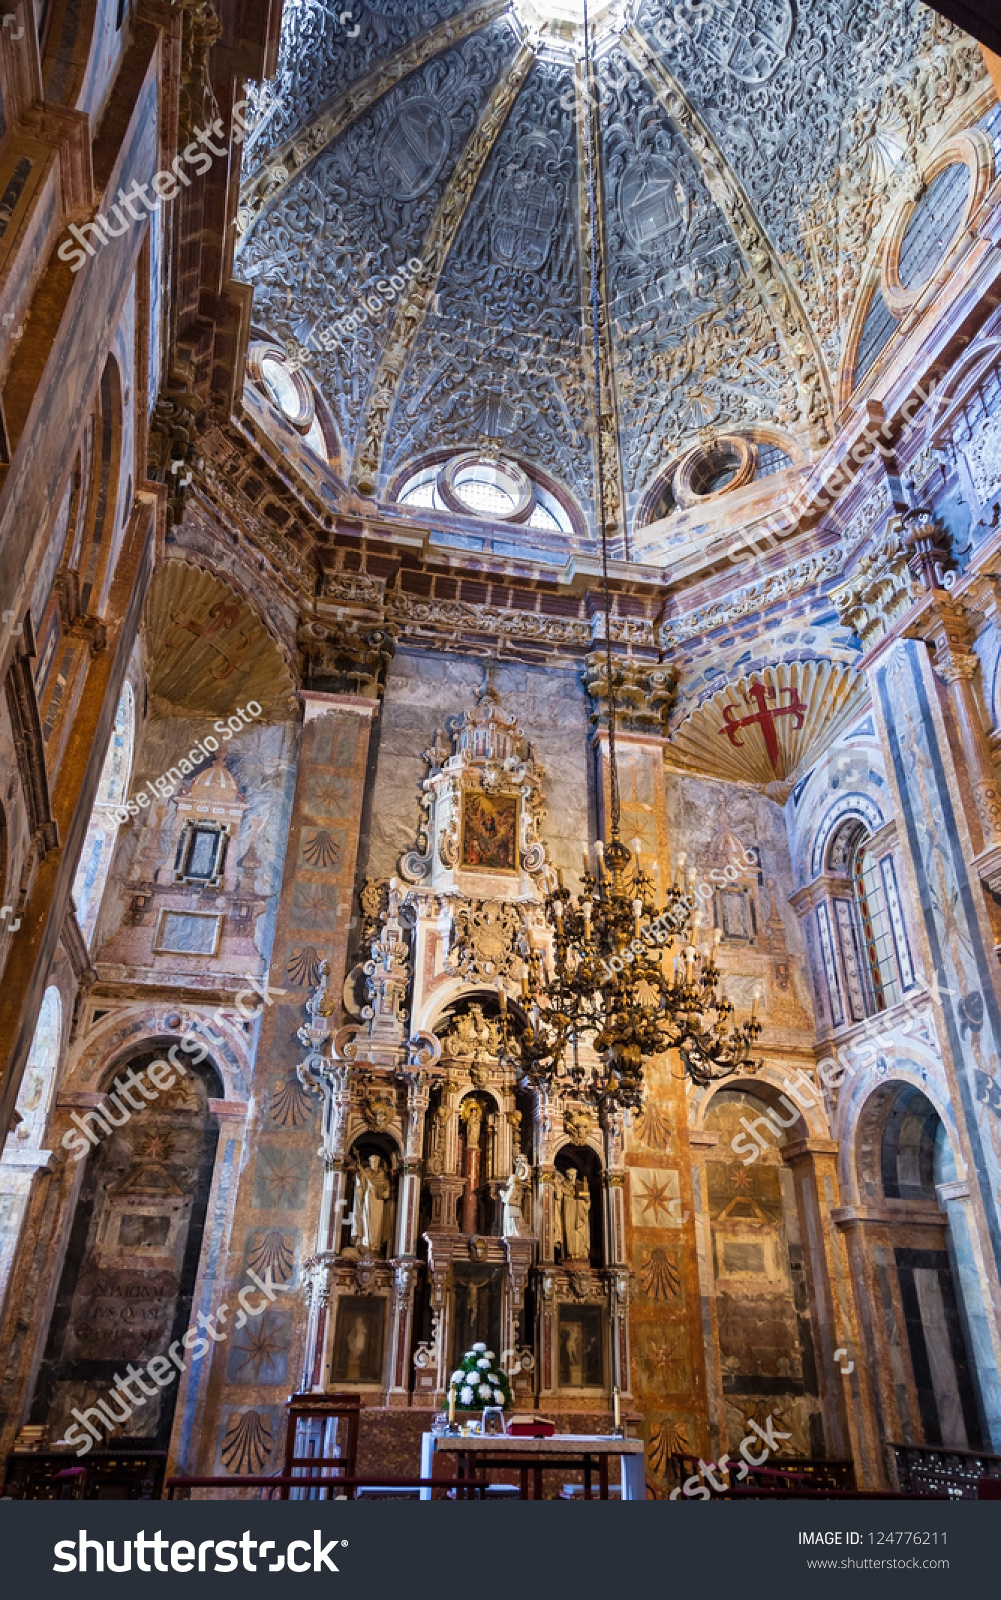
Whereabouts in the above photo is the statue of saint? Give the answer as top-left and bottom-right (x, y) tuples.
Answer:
(350, 1153), (393, 1253)
(569, 1177), (591, 1260)
(558, 1172), (591, 1260)
(500, 1154), (530, 1237)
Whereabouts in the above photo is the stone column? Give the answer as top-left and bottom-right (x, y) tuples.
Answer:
(588, 707), (712, 1470)
(836, 544), (1001, 1446)
(927, 616), (1001, 882)
(783, 1138), (883, 1486)
(177, 672), (386, 1462)
(687, 1127), (726, 1458)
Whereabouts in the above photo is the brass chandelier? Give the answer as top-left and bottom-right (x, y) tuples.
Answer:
(495, 0), (762, 1111)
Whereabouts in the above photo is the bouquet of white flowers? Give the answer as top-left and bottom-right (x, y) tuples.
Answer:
(449, 1343), (513, 1410)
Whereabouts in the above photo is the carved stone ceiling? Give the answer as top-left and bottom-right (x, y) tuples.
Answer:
(234, 0), (987, 547)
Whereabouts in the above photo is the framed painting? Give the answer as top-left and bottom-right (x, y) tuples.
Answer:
(330, 1295), (386, 1384)
(558, 1304), (604, 1388)
(460, 792), (519, 873)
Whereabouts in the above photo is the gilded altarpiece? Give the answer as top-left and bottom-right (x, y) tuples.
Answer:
(294, 687), (635, 1422)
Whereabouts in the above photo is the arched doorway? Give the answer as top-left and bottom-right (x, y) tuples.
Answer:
(702, 1083), (826, 1459)
(29, 1045), (222, 1454)
(852, 1081), (983, 1450)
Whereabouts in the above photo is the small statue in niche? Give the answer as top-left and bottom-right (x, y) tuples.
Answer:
(460, 1097), (484, 1149)
(350, 1153), (393, 1255)
(500, 1154), (531, 1238)
(556, 1171), (591, 1261)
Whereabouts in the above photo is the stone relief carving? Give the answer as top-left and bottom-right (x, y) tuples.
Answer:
(582, 653), (677, 736)
(297, 618), (397, 696)
(382, 57), (593, 501)
(657, 482), (890, 649)
(598, 47), (804, 488)
(233, 0), (987, 531)
(439, 1001), (505, 1063)
(354, 38), (535, 487)
(239, 0), (484, 189)
(443, 898), (524, 981)
(638, 0), (985, 369)
(237, 21), (520, 466)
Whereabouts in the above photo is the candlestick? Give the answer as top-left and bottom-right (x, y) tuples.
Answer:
(752, 988), (760, 1020)
(449, 1384), (455, 1424)
(613, 1385), (621, 1431)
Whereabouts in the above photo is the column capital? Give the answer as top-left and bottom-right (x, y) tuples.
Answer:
(781, 1137), (839, 1163)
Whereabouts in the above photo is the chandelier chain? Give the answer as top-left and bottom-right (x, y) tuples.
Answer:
(582, 0), (620, 842)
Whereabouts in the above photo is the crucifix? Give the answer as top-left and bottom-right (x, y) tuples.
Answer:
(719, 680), (807, 775)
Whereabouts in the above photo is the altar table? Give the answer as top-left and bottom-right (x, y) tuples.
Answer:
(420, 1432), (645, 1500)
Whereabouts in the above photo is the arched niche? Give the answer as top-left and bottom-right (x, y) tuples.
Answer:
(852, 1079), (984, 1450)
(29, 1045), (223, 1455)
(458, 1089), (499, 1237)
(554, 1140), (603, 1268)
(702, 1083), (825, 1459)
(341, 1130), (399, 1259)
(0, 985), (65, 1311)
(71, 679), (134, 945)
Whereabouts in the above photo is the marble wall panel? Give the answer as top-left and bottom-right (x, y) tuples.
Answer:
(360, 649), (592, 891)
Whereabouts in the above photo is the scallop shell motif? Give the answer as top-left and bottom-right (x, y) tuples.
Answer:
(221, 1408), (274, 1475)
(639, 1246), (681, 1302)
(668, 660), (868, 793)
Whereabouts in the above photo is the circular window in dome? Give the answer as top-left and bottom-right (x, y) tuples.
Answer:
(248, 344), (314, 431)
(394, 453), (575, 533)
(675, 436), (756, 507)
(441, 455), (533, 521)
(260, 355), (311, 427)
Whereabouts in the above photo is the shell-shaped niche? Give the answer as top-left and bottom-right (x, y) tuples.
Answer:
(667, 660), (868, 796)
(145, 561), (297, 719)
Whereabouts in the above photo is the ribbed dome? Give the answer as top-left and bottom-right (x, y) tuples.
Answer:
(234, 0), (987, 551)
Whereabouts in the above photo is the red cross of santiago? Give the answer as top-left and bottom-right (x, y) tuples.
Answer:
(719, 680), (807, 775)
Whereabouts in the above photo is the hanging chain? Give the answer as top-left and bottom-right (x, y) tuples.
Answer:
(582, 0), (621, 843)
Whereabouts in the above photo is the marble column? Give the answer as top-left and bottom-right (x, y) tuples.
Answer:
(867, 637), (1001, 1443)
(591, 724), (712, 1468)
(784, 1137), (882, 1485)
(927, 618), (1001, 886)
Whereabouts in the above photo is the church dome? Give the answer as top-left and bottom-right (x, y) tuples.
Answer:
(234, 0), (990, 553)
